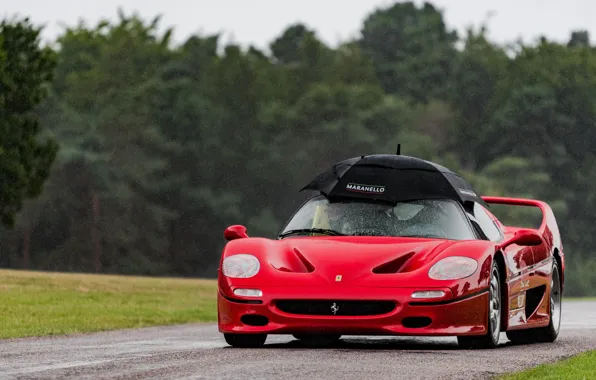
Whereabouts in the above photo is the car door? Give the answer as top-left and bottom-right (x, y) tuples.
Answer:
(470, 203), (535, 326)
(471, 203), (535, 275)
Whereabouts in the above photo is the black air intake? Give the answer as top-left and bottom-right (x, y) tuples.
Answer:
(275, 300), (396, 316)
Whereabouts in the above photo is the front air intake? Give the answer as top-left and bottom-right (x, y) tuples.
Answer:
(402, 316), (432, 328)
(240, 314), (269, 326)
(275, 300), (396, 316)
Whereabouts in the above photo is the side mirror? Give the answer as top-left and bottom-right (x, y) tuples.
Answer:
(500, 229), (543, 249)
(224, 225), (248, 241)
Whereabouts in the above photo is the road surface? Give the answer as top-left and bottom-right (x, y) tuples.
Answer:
(1, 301), (596, 380)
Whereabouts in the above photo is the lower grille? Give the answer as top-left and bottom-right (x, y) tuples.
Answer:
(274, 300), (396, 316)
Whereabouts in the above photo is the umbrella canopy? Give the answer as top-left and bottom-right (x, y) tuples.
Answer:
(300, 154), (488, 207)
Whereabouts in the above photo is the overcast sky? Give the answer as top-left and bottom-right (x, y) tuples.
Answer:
(2, 0), (595, 49)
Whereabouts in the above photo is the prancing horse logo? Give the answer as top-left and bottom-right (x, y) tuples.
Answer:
(331, 302), (339, 315)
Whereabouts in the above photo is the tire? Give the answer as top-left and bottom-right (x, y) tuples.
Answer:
(457, 259), (502, 349)
(224, 333), (267, 348)
(506, 260), (562, 344)
(292, 333), (342, 346)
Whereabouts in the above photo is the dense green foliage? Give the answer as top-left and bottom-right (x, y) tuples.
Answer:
(0, 18), (58, 228)
(2, 2), (596, 295)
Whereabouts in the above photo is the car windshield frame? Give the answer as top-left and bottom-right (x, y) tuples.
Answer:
(278, 195), (478, 240)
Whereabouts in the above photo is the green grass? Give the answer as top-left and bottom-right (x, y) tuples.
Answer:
(500, 350), (596, 380)
(0, 269), (217, 339)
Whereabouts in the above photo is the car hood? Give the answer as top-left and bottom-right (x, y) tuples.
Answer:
(224, 236), (489, 287)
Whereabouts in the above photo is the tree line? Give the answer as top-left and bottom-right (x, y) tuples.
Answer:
(1, 2), (596, 295)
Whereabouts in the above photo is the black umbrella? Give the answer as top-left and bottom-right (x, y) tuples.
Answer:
(300, 153), (488, 208)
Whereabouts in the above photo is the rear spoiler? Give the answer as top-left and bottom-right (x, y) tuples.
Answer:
(481, 196), (564, 287)
(482, 196), (548, 231)
(481, 196), (560, 245)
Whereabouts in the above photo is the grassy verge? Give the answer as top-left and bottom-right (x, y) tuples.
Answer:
(0, 269), (217, 339)
(500, 350), (596, 380)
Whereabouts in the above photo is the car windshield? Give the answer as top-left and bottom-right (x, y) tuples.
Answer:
(280, 196), (476, 240)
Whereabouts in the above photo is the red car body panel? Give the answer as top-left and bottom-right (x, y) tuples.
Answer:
(483, 197), (564, 331)
(217, 196), (564, 338)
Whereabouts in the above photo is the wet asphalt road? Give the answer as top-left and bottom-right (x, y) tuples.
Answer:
(1, 301), (596, 380)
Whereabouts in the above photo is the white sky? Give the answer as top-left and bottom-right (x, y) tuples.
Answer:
(2, 0), (595, 49)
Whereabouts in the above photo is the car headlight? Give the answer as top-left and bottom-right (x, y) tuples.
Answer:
(428, 256), (478, 280)
(222, 254), (260, 278)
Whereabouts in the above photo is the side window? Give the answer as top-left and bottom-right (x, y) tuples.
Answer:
(465, 213), (485, 240)
(472, 203), (504, 242)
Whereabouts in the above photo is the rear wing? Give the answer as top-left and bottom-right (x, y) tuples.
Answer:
(481, 196), (562, 251)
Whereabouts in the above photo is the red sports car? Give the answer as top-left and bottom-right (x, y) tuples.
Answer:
(217, 153), (564, 349)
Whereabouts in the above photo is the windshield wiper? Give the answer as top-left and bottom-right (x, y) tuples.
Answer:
(349, 231), (386, 236)
(398, 234), (441, 239)
(278, 228), (345, 238)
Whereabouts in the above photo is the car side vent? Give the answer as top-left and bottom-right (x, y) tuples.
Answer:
(525, 284), (546, 318)
(372, 252), (415, 274)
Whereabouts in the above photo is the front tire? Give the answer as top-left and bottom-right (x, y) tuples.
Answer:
(224, 333), (267, 348)
(506, 260), (562, 344)
(458, 259), (502, 349)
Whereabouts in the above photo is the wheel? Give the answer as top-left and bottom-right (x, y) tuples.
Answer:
(541, 260), (563, 342)
(224, 333), (267, 348)
(506, 260), (562, 344)
(292, 333), (342, 346)
(458, 260), (502, 349)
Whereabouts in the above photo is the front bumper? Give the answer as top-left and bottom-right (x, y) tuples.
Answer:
(218, 286), (489, 336)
